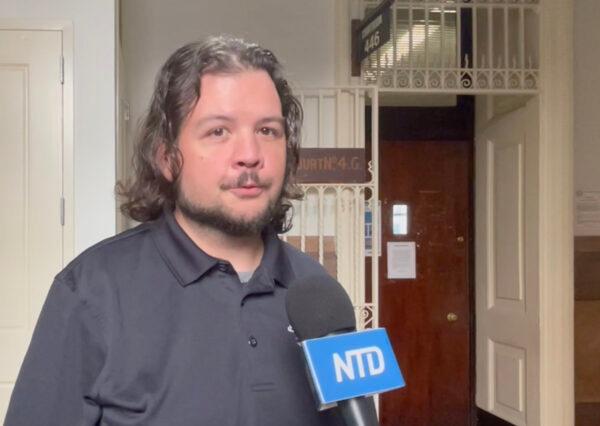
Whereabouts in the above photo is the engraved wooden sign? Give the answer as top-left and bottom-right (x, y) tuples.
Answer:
(296, 148), (367, 184)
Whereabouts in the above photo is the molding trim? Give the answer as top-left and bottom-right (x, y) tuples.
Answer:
(538, 1), (575, 425)
(334, 0), (351, 85)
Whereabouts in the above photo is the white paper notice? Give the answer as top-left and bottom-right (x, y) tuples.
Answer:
(387, 241), (416, 279)
(576, 191), (600, 230)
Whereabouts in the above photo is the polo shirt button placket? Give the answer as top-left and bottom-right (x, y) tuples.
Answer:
(217, 262), (229, 273)
(248, 335), (258, 348)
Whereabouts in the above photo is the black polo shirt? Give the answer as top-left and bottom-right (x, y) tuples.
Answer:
(5, 210), (343, 426)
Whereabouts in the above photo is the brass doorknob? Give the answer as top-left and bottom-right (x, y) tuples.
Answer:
(447, 312), (458, 322)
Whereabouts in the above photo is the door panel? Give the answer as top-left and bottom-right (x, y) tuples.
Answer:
(378, 140), (472, 425)
(475, 98), (540, 426)
(0, 29), (63, 421)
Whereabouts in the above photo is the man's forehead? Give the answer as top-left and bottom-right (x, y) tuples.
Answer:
(189, 70), (283, 120)
(198, 69), (277, 92)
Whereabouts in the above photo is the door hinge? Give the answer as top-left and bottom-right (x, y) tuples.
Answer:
(60, 197), (65, 226)
(59, 55), (64, 84)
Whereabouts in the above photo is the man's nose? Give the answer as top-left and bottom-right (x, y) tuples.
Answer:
(233, 132), (262, 168)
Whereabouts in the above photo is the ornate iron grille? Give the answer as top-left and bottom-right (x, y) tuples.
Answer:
(362, 0), (540, 93)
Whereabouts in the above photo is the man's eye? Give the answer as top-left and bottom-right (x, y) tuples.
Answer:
(209, 127), (227, 137)
(259, 127), (282, 137)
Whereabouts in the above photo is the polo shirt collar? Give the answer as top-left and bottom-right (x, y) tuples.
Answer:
(260, 228), (295, 288)
(151, 209), (218, 286)
(151, 209), (295, 288)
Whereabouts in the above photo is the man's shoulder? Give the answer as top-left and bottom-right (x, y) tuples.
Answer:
(56, 221), (156, 289)
(279, 239), (329, 279)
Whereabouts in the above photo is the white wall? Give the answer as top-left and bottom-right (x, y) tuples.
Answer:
(0, 0), (116, 255)
(574, 0), (600, 235)
(121, 0), (336, 156)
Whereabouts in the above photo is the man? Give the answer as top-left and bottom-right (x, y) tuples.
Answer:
(5, 36), (342, 426)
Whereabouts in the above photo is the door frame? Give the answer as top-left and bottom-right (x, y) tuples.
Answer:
(538, 1), (574, 425)
(0, 20), (74, 265)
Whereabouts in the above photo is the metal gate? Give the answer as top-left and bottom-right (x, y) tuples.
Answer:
(282, 86), (380, 330)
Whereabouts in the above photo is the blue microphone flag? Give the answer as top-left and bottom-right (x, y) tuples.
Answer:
(302, 328), (405, 407)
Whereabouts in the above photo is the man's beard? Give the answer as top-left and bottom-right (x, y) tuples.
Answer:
(175, 171), (282, 237)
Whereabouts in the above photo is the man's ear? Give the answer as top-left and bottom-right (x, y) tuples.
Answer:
(156, 143), (174, 182)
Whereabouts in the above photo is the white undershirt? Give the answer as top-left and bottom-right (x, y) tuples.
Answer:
(237, 270), (254, 283)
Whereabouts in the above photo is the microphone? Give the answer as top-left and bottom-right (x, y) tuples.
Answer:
(286, 274), (404, 426)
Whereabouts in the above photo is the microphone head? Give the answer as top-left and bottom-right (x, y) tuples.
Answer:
(285, 274), (356, 340)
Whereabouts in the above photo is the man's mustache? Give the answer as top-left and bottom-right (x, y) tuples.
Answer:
(220, 171), (272, 190)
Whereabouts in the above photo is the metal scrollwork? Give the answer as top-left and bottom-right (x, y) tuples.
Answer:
(396, 70), (410, 88)
(461, 71), (473, 89)
(428, 71), (441, 89)
(493, 72), (505, 89)
(476, 71), (489, 89)
(413, 71), (425, 88)
(381, 72), (393, 88)
(524, 72), (537, 89)
(444, 71), (459, 89)
(508, 72), (520, 89)
(354, 304), (375, 330)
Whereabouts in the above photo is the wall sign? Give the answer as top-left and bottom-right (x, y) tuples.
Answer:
(297, 148), (366, 184)
(355, 0), (393, 62)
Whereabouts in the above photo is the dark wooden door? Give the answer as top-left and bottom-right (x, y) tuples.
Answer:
(378, 139), (472, 426)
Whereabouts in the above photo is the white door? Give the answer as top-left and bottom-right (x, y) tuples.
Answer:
(475, 97), (540, 426)
(0, 29), (64, 421)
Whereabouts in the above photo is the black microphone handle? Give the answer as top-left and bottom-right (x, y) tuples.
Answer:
(336, 396), (380, 426)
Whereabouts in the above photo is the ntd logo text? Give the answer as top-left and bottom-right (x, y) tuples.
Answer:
(333, 346), (385, 383)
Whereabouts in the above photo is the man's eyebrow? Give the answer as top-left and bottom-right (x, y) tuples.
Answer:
(257, 116), (285, 126)
(192, 115), (234, 129)
(192, 115), (285, 129)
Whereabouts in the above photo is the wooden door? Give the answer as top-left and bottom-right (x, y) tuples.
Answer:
(378, 139), (472, 426)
